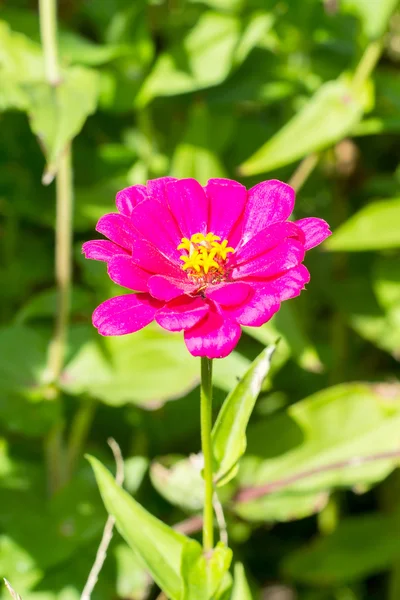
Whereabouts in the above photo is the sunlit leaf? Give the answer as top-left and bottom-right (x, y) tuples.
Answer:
(231, 563), (253, 600)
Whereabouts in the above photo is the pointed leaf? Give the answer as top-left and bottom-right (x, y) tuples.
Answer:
(325, 198), (400, 251)
(239, 79), (367, 175)
(181, 541), (232, 600)
(231, 563), (253, 600)
(212, 345), (276, 485)
(88, 455), (193, 600)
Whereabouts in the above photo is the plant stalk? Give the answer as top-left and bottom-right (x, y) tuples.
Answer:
(39, 0), (61, 85)
(200, 357), (214, 553)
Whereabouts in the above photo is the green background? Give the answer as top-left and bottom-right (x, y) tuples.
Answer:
(1, 0), (400, 598)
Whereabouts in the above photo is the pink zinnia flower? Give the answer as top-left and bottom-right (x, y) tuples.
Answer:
(83, 178), (331, 359)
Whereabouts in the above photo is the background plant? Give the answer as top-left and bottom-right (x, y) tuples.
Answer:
(1, 0), (400, 599)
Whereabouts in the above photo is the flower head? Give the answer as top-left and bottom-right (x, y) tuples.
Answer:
(83, 177), (331, 359)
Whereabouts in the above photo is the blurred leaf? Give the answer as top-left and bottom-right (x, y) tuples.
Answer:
(171, 103), (228, 182)
(26, 66), (98, 180)
(114, 543), (151, 600)
(15, 288), (92, 324)
(231, 563), (253, 600)
(325, 198), (400, 251)
(235, 383), (400, 522)
(150, 455), (204, 512)
(342, 0), (398, 39)
(239, 78), (368, 175)
(212, 345), (276, 486)
(88, 455), (201, 600)
(283, 513), (400, 585)
(136, 12), (240, 105)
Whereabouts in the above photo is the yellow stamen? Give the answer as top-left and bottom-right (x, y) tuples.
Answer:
(177, 231), (234, 279)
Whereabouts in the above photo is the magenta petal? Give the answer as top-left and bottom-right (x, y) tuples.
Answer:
(295, 217), (331, 250)
(116, 185), (148, 216)
(232, 239), (305, 279)
(184, 308), (241, 359)
(96, 213), (136, 251)
(242, 180), (295, 243)
(263, 265), (310, 301)
(107, 255), (150, 292)
(82, 240), (128, 262)
(147, 177), (177, 203)
(131, 198), (182, 262)
(93, 293), (161, 336)
(234, 222), (304, 265)
(206, 282), (251, 306)
(225, 289), (280, 327)
(148, 274), (197, 301)
(166, 178), (209, 237)
(131, 234), (184, 279)
(205, 178), (246, 239)
(155, 296), (209, 331)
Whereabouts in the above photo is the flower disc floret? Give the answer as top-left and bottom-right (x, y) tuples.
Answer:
(178, 232), (234, 278)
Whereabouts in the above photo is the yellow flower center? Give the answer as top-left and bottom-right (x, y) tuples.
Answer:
(177, 232), (234, 279)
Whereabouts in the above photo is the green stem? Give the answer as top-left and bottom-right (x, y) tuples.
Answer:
(39, 0), (61, 85)
(352, 39), (383, 91)
(200, 357), (214, 553)
(66, 399), (96, 480)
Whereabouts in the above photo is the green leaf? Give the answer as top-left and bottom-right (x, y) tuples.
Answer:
(283, 513), (400, 585)
(25, 66), (98, 181)
(150, 456), (204, 512)
(235, 383), (400, 522)
(342, 0), (398, 39)
(231, 563), (253, 600)
(171, 103), (228, 183)
(181, 541), (232, 600)
(88, 455), (198, 600)
(239, 79), (367, 175)
(325, 198), (400, 251)
(212, 345), (276, 486)
(136, 12), (240, 106)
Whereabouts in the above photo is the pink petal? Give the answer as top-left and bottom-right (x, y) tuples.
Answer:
(130, 198), (182, 262)
(147, 177), (177, 203)
(232, 239), (305, 279)
(96, 213), (136, 251)
(148, 274), (197, 301)
(184, 308), (241, 359)
(82, 240), (128, 262)
(223, 288), (280, 327)
(166, 178), (208, 237)
(206, 282), (251, 306)
(234, 222), (304, 265)
(155, 296), (209, 331)
(116, 185), (148, 216)
(262, 265), (310, 301)
(131, 234), (184, 279)
(295, 217), (331, 250)
(107, 255), (150, 292)
(205, 178), (246, 240)
(241, 180), (295, 243)
(93, 293), (161, 336)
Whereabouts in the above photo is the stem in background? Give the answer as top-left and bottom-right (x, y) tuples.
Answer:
(66, 399), (96, 480)
(200, 357), (214, 554)
(47, 146), (74, 382)
(39, 0), (61, 85)
(352, 39), (383, 91)
(39, 0), (75, 493)
(288, 153), (319, 192)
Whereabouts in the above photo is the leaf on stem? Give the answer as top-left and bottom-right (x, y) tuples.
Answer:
(212, 344), (276, 486)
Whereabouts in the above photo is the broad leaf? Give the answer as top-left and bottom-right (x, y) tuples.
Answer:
(235, 383), (400, 522)
(231, 563), (253, 600)
(342, 0), (398, 39)
(239, 79), (368, 175)
(88, 455), (200, 600)
(181, 541), (232, 600)
(325, 198), (400, 251)
(212, 345), (276, 486)
(26, 66), (98, 181)
(283, 513), (400, 585)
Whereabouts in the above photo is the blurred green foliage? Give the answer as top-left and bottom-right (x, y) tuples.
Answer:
(1, 0), (400, 598)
